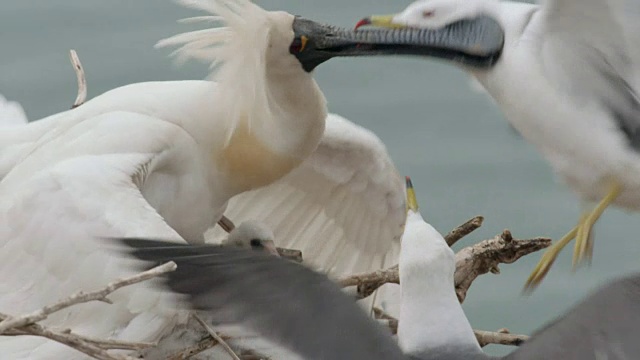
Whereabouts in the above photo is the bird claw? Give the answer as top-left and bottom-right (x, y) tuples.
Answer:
(523, 226), (578, 293)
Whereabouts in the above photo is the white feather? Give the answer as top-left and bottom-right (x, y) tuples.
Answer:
(0, 94), (28, 127)
(205, 113), (406, 278)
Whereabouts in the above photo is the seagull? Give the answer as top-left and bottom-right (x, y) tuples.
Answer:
(119, 210), (640, 360)
(399, 176), (482, 358)
(0, 0), (427, 357)
(353, 0), (640, 289)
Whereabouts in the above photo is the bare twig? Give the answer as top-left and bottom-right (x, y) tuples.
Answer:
(218, 215), (236, 233)
(4, 328), (155, 351)
(339, 229), (550, 301)
(474, 328), (529, 348)
(373, 308), (529, 348)
(166, 337), (220, 360)
(276, 247), (303, 263)
(0, 261), (177, 333)
(69, 49), (87, 108)
(0, 313), (136, 360)
(454, 230), (551, 302)
(192, 313), (241, 360)
(444, 216), (484, 246)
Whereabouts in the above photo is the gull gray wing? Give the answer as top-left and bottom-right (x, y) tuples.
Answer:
(540, 0), (640, 148)
(505, 272), (640, 359)
(119, 239), (408, 360)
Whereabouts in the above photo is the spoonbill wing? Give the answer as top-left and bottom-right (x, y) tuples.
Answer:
(208, 113), (406, 276)
(0, 112), (194, 359)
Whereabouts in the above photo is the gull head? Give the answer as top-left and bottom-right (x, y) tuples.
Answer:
(354, 0), (505, 68)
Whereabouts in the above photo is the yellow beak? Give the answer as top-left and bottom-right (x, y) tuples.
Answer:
(405, 176), (419, 212)
(355, 15), (404, 30)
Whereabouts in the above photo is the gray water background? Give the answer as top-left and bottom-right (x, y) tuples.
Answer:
(1, 1), (638, 356)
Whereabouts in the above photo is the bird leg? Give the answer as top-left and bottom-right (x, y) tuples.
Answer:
(523, 226), (577, 292)
(572, 182), (622, 268)
(524, 182), (621, 292)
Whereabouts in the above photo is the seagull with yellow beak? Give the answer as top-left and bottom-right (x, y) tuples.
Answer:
(351, 0), (640, 289)
(0, 0), (441, 358)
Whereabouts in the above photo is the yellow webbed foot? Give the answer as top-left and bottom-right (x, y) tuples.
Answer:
(523, 226), (577, 293)
(524, 181), (622, 293)
(572, 182), (622, 269)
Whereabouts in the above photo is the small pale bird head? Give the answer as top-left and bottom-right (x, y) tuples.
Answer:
(222, 220), (279, 256)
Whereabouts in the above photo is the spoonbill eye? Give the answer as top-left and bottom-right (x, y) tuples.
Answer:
(423, 10), (435, 17)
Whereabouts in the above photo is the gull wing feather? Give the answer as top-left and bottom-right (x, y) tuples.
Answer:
(505, 272), (640, 359)
(118, 239), (408, 360)
(0, 112), (191, 359)
(208, 113), (406, 276)
(540, 0), (640, 148)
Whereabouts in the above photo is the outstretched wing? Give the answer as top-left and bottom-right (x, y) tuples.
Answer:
(118, 239), (408, 360)
(209, 113), (406, 276)
(506, 272), (640, 359)
(0, 111), (191, 359)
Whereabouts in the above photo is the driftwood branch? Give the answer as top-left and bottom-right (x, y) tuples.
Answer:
(339, 224), (551, 302)
(0, 262), (176, 360)
(474, 328), (529, 348)
(0, 317), (137, 360)
(338, 216), (485, 297)
(444, 215), (484, 246)
(0, 261), (177, 333)
(373, 308), (529, 348)
(454, 230), (551, 302)
(69, 49), (87, 108)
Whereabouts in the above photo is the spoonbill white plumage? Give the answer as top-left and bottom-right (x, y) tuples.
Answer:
(0, 94), (30, 180)
(0, 0), (429, 357)
(354, 0), (640, 289)
(0, 94), (27, 127)
(119, 177), (640, 360)
(206, 112), (406, 277)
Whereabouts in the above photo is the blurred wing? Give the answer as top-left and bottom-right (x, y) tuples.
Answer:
(0, 94), (28, 127)
(541, 0), (640, 147)
(506, 272), (640, 359)
(0, 114), (187, 359)
(118, 239), (408, 360)
(210, 113), (406, 276)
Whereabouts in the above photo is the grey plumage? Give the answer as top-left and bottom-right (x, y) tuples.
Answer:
(118, 238), (640, 360)
(119, 239), (407, 360)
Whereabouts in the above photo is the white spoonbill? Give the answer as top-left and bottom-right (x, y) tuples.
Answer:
(0, 0), (425, 357)
(354, 0), (640, 289)
(119, 179), (640, 360)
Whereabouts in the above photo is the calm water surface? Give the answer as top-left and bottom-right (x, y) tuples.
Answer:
(1, 1), (638, 356)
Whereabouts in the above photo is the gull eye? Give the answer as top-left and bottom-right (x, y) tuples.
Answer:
(422, 10), (435, 17)
(250, 239), (262, 248)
